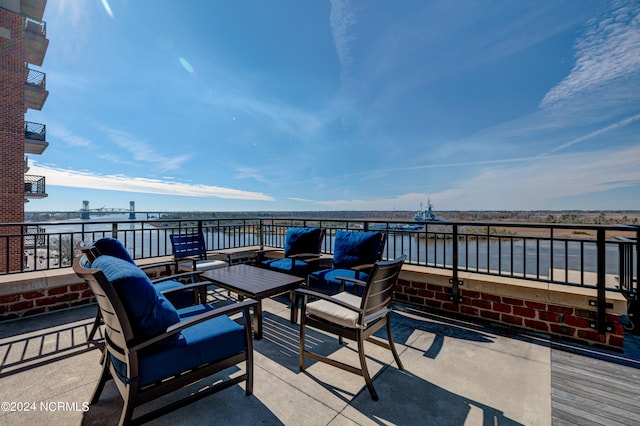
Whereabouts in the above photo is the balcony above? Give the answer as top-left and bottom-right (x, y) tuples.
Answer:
(24, 174), (47, 200)
(21, 0), (47, 21)
(24, 17), (48, 66)
(24, 121), (48, 154)
(0, 0), (45, 21)
(24, 67), (48, 111)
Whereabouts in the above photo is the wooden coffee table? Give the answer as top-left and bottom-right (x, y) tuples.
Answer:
(200, 264), (304, 339)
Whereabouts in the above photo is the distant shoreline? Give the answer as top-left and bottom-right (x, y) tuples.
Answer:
(24, 209), (640, 225)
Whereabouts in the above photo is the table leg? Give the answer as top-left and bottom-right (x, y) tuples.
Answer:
(253, 300), (263, 340)
(289, 289), (298, 324)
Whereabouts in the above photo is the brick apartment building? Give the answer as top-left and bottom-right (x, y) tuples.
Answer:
(1, 0), (49, 272)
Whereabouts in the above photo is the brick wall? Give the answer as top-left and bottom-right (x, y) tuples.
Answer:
(0, 283), (95, 320)
(1, 8), (27, 272)
(394, 273), (625, 350)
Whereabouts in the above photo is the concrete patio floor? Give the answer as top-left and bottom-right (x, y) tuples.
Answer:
(1, 292), (557, 425)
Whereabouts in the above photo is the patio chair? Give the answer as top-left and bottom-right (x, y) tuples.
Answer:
(261, 227), (326, 277)
(79, 238), (198, 341)
(306, 230), (386, 295)
(170, 232), (228, 272)
(73, 253), (256, 425)
(296, 255), (407, 400)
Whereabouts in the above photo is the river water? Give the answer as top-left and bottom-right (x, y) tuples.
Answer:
(34, 214), (628, 284)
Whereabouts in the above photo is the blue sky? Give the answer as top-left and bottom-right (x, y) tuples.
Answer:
(26, 0), (640, 213)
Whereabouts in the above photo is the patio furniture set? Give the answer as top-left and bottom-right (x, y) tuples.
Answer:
(73, 227), (406, 425)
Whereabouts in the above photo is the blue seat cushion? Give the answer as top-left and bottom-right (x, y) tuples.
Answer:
(92, 238), (134, 263)
(154, 279), (193, 309)
(307, 268), (369, 295)
(110, 312), (245, 387)
(284, 227), (323, 257)
(92, 255), (180, 346)
(333, 231), (383, 269)
(262, 258), (310, 276)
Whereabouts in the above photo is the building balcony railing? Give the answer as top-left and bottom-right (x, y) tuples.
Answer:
(24, 17), (49, 66)
(24, 121), (48, 154)
(24, 67), (49, 111)
(23, 175), (47, 199)
(0, 216), (637, 334)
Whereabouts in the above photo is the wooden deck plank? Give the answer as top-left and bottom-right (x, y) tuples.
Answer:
(552, 376), (640, 416)
(551, 345), (640, 426)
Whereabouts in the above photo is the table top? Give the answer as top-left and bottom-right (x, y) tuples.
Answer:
(200, 264), (304, 299)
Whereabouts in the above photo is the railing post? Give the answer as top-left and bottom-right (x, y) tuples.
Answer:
(259, 219), (264, 249)
(111, 222), (118, 239)
(595, 228), (607, 333)
(449, 224), (463, 303)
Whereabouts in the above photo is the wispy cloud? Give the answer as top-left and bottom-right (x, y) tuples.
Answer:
(100, 0), (114, 19)
(543, 112), (640, 155)
(330, 0), (356, 84)
(49, 126), (92, 147)
(101, 127), (191, 172)
(29, 162), (274, 201)
(296, 143), (640, 210)
(542, 1), (640, 107)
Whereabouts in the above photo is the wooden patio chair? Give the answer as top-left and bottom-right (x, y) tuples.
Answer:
(73, 253), (256, 425)
(260, 227), (326, 277)
(306, 230), (387, 295)
(296, 255), (406, 400)
(78, 239), (199, 341)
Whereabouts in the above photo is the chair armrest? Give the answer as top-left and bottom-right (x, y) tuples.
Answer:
(151, 270), (201, 284)
(334, 276), (367, 287)
(131, 299), (258, 351)
(139, 261), (176, 276)
(351, 263), (374, 272)
(295, 288), (361, 313)
(305, 257), (333, 269)
(288, 253), (321, 260)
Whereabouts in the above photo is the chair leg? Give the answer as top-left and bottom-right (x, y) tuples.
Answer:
(90, 350), (111, 404)
(299, 303), (307, 371)
(386, 316), (404, 370)
(118, 387), (137, 426)
(357, 332), (378, 401)
(87, 310), (102, 341)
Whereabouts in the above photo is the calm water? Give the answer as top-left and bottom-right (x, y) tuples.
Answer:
(35, 214), (628, 283)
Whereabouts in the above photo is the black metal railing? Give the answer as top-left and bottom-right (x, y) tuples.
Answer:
(1, 216), (637, 331)
(24, 121), (46, 141)
(24, 175), (46, 197)
(25, 67), (45, 88)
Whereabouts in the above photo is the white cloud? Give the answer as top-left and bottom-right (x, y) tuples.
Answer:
(330, 0), (356, 84)
(29, 162), (274, 201)
(296, 143), (640, 211)
(100, 0), (114, 19)
(101, 127), (191, 172)
(544, 112), (640, 155)
(542, 1), (640, 106)
(48, 126), (92, 147)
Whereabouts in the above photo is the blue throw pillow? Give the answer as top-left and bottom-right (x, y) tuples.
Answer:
(92, 238), (134, 264)
(333, 231), (383, 269)
(92, 255), (180, 346)
(284, 227), (323, 257)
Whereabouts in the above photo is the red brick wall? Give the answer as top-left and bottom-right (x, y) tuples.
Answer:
(0, 283), (95, 320)
(0, 9), (27, 272)
(394, 277), (624, 349)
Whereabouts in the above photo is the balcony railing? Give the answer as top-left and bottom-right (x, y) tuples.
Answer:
(24, 67), (48, 111)
(24, 121), (48, 154)
(24, 17), (49, 66)
(1, 216), (637, 331)
(24, 175), (46, 198)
